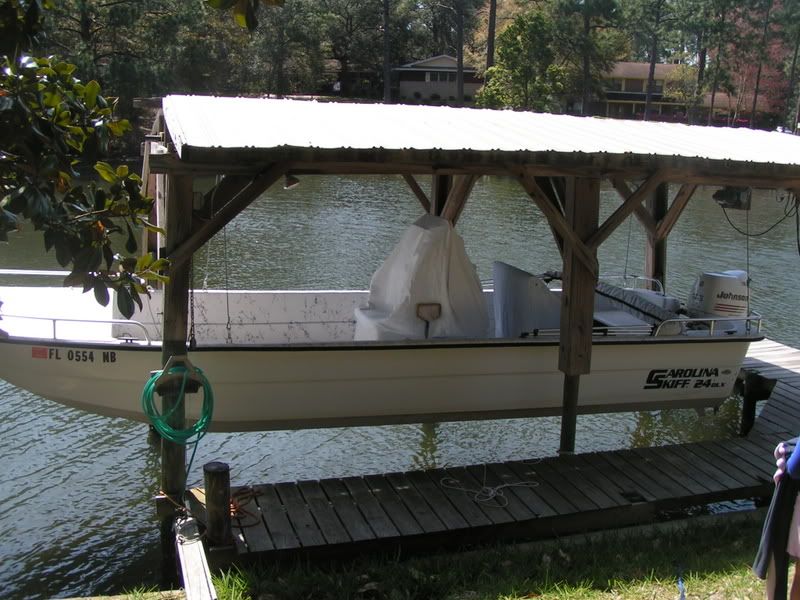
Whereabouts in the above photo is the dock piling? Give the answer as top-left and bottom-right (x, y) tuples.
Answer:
(204, 461), (232, 548)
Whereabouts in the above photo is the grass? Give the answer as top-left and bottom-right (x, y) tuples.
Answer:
(211, 513), (771, 600)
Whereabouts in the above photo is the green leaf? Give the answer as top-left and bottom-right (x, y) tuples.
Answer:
(136, 253), (154, 271)
(142, 221), (165, 235)
(116, 285), (135, 318)
(206, 0), (237, 8)
(93, 280), (110, 306)
(54, 238), (71, 267)
(63, 271), (89, 288)
(84, 80), (101, 109)
(125, 222), (138, 254)
(94, 161), (117, 183)
(115, 164), (129, 178)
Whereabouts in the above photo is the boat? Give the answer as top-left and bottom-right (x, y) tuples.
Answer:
(1, 95), (795, 437)
(0, 213), (762, 432)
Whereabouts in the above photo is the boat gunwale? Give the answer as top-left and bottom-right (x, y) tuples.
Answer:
(0, 332), (765, 352)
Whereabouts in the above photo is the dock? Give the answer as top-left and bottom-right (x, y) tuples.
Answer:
(187, 338), (798, 560)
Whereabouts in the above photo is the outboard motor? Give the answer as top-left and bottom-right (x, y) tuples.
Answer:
(687, 270), (749, 322)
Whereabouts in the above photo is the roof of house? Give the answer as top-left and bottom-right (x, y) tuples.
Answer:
(394, 55), (477, 72)
(609, 62), (680, 80)
(159, 95), (800, 185)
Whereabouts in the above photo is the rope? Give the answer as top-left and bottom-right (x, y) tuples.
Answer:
(439, 464), (539, 508)
(623, 214), (633, 279)
(141, 364), (214, 478)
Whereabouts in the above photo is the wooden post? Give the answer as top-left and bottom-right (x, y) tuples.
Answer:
(203, 462), (232, 548)
(431, 175), (452, 216)
(558, 177), (600, 455)
(161, 174), (193, 504)
(645, 182), (669, 289)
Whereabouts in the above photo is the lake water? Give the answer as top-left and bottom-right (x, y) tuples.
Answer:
(1, 176), (798, 599)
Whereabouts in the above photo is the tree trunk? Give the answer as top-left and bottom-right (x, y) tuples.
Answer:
(786, 28), (800, 127)
(750, 0), (774, 129)
(486, 0), (497, 70)
(707, 13), (726, 125)
(456, 0), (464, 103)
(581, 9), (591, 115)
(691, 30), (707, 125)
(644, 34), (659, 121)
(383, 0), (391, 103)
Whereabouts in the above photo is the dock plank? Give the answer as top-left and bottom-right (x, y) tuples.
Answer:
(441, 465), (517, 524)
(341, 476), (400, 539)
(253, 484), (300, 550)
(320, 478), (376, 542)
(405, 470), (469, 530)
(275, 482), (328, 547)
(363, 474), (425, 536)
(297, 480), (351, 545)
(465, 463), (537, 521)
(385, 472), (447, 533)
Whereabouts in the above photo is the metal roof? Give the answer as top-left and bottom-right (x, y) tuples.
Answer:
(161, 95), (800, 182)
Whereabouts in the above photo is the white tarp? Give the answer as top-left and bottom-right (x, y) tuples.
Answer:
(492, 261), (561, 337)
(354, 215), (488, 340)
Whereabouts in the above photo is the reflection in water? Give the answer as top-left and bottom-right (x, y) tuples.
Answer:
(1, 176), (799, 598)
(412, 422), (440, 470)
(630, 395), (743, 449)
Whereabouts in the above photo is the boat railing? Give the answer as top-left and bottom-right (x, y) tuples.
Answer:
(0, 313), (153, 345)
(600, 274), (665, 294)
(523, 312), (763, 339)
(524, 325), (654, 337)
(653, 313), (763, 337)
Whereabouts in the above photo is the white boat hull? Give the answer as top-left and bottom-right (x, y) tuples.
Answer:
(0, 335), (753, 431)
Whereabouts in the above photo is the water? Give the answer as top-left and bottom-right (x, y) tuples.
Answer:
(1, 176), (798, 598)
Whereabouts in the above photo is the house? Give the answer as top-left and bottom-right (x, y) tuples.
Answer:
(393, 55), (482, 104)
(593, 61), (772, 126)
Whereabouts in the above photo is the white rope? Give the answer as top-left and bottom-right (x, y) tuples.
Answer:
(439, 464), (540, 508)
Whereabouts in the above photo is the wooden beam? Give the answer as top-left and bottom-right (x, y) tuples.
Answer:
(558, 177), (600, 454)
(655, 184), (697, 241)
(645, 183), (669, 288)
(440, 175), (479, 224)
(168, 163), (287, 269)
(161, 174), (193, 505)
(559, 177), (600, 377)
(431, 175), (451, 216)
(587, 171), (665, 250)
(199, 175), (253, 216)
(535, 176), (566, 256)
(516, 170), (598, 277)
(609, 177), (657, 237)
(402, 174), (431, 213)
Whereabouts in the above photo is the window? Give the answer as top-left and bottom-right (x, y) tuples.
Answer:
(653, 80), (664, 94)
(607, 78), (623, 92)
(448, 72), (456, 82)
(428, 71), (439, 82)
(625, 79), (644, 93)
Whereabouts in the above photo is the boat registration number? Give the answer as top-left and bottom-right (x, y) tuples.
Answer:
(31, 346), (117, 363)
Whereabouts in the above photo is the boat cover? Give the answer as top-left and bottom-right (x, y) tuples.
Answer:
(492, 261), (562, 337)
(354, 215), (488, 340)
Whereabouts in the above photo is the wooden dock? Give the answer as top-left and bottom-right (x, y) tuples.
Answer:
(187, 338), (800, 560)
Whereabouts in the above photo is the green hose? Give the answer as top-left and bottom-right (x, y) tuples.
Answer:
(141, 364), (214, 445)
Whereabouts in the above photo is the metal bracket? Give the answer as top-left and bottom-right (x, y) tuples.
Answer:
(152, 354), (201, 395)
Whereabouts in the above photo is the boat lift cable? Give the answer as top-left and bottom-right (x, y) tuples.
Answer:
(720, 191), (798, 238)
(142, 360), (214, 480)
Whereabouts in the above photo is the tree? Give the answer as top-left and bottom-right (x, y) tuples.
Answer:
(476, 11), (566, 110)
(551, 0), (622, 115)
(620, 0), (680, 120)
(1, 0), (165, 317)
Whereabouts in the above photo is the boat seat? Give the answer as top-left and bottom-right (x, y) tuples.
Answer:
(595, 281), (683, 335)
(492, 261), (561, 337)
